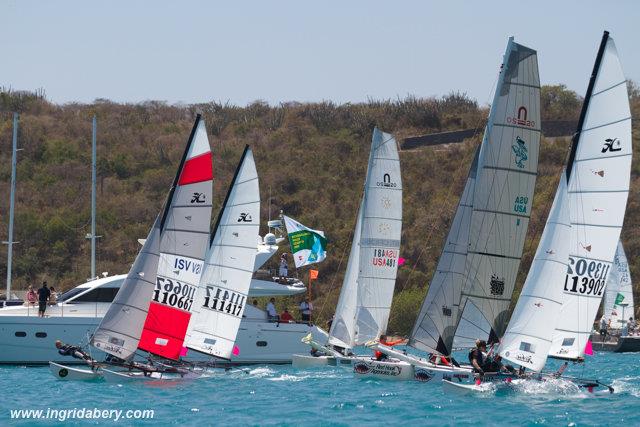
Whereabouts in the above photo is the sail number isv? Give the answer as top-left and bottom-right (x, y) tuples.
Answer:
(563, 257), (611, 296)
(153, 277), (196, 311)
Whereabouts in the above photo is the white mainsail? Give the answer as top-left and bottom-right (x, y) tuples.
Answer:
(354, 128), (403, 344)
(410, 149), (479, 355)
(499, 174), (570, 372)
(452, 300), (492, 350)
(459, 37), (541, 343)
(328, 128), (402, 349)
(602, 240), (634, 327)
(186, 146), (260, 360)
(549, 32), (632, 360)
(91, 115), (213, 360)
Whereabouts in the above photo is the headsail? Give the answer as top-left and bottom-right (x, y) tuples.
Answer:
(137, 116), (214, 360)
(186, 146), (260, 360)
(499, 173), (570, 372)
(91, 115), (213, 360)
(410, 149), (479, 355)
(602, 240), (634, 327)
(459, 37), (540, 342)
(549, 32), (632, 360)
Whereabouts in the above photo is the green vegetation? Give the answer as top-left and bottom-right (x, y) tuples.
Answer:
(0, 84), (638, 334)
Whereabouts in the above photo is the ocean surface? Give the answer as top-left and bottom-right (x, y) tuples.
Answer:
(2, 348), (639, 426)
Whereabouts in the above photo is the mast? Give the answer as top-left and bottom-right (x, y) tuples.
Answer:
(5, 113), (19, 301)
(565, 31), (609, 180)
(90, 116), (97, 279)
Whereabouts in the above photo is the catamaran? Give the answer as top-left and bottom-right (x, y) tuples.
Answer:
(445, 31), (631, 394)
(292, 127), (402, 368)
(592, 240), (639, 352)
(357, 36), (541, 382)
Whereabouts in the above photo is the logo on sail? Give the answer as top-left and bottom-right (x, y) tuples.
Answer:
(191, 192), (206, 204)
(512, 136), (528, 169)
(442, 306), (452, 317)
(376, 173), (397, 188)
(381, 196), (391, 209)
(601, 138), (621, 153)
(515, 353), (534, 364)
(507, 106), (535, 128)
(489, 275), (505, 296)
(237, 213), (253, 222)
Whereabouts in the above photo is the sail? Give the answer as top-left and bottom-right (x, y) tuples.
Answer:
(602, 241), (634, 327)
(549, 32), (632, 360)
(499, 174), (570, 372)
(186, 146), (260, 359)
(410, 149), (479, 355)
(138, 116), (214, 360)
(459, 38), (540, 341)
(354, 128), (402, 344)
(328, 199), (363, 349)
(90, 217), (161, 360)
(452, 300), (492, 350)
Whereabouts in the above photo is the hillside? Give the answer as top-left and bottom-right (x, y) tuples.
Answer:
(0, 83), (638, 334)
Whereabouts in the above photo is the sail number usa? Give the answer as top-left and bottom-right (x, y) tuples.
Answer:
(372, 249), (398, 267)
(563, 257), (611, 296)
(202, 285), (245, 317)
(153, 277), (196, 311)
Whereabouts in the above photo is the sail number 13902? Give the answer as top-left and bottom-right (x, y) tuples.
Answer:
(563, 257), (611, 296)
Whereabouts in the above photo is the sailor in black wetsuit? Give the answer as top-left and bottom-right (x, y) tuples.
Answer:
(55, 340), (92, 362)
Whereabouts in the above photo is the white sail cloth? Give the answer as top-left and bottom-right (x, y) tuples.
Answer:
(328, 128), (402, 349)
(186, 146), (260, 360)
(602, 241), (634, 327)
(460, 38), (541, 342)
(549, 34), (632, 360)
(499, 174), (570, 372)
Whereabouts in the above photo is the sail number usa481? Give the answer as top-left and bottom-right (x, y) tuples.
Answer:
(563, 257), (611, 296)
(372, 249), (398, 268)
(202, 285), (246, 317)
(153, 277), (196, 311)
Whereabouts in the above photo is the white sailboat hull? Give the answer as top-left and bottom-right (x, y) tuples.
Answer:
(49, 361), (102, 381)
(0, 312), (327, 365)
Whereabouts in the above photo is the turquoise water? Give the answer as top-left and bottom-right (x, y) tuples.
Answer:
(2, 349), (639, 426)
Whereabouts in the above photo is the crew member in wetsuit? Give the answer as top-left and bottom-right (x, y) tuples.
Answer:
(55, 340), (92, 362)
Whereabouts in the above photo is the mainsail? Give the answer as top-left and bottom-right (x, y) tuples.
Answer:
(549, 32), (632, 360)
(328, 128), (402, 348)
(602, 240), (634, 327)
(137, 117), (214, 360)
(186, 146), (260, 360)
(91, 115), (213, 360)
(458, 37), (540, 343)
(498, 173), (570, 372)
(410, 149), (479, 355)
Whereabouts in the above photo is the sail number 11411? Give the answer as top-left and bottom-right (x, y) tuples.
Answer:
(563, 257), (611, 296)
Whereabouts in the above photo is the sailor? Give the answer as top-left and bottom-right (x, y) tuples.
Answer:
(468, 339), (487, 375)
(599, 317), (608, 341)
(374, 335), (404, 361)
(55, 340), (92, 362)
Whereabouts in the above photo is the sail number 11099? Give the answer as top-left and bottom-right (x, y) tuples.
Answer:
(563, 257), (611, 296)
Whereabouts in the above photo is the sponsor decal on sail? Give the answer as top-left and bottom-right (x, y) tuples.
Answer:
(512, 136), (528, 169)
(190, 192), (206, 203)
(376, 173), (397, 188)
(237, 213), (252, 222)
(507, 106), (536, 128)
(601, 138), (621, 153)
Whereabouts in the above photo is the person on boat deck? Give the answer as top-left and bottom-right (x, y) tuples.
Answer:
(599, 317), (608, 341)
(374, 335), (404, 361)
(48, 287), (58, 305)
(266, 298), (279, 322)
(36, 281), (51, 318)
(25, 286), (37, 306)
(628, 317), (636, 334)
(278, 253), (289, 280)
(252, 299), (259, 307)
(299, 298), (313, 322)
(279, 308), (294, 323)
(55, 340), (91, 362)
